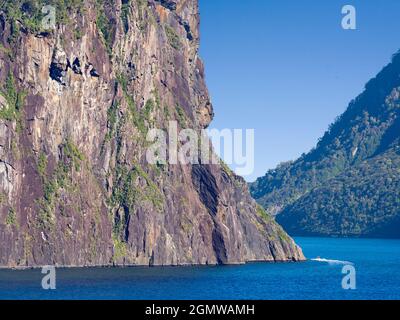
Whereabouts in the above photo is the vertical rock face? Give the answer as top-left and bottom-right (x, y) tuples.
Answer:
(0, 0), (304, 267)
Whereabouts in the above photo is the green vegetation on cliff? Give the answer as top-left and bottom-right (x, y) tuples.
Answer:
(0, 72), (26, 122)
(165, 24), (181, 50)
(37, 140), (84, 229)
(0, 0), (85, 37)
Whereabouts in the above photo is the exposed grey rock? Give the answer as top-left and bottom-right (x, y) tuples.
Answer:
(0, 0), (304, 268)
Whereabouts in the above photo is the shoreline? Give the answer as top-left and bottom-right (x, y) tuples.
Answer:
(0, 259), (307, 271)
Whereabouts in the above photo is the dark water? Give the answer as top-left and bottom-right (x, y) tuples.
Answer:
(0, 237), (399, 300)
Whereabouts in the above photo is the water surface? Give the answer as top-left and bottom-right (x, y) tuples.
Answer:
(0, 237), (399, 299)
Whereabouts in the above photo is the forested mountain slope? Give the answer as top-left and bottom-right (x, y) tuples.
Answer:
(250, 51), (400, 238)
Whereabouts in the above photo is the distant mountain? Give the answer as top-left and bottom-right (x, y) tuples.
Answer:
(250, 51), (400, 238)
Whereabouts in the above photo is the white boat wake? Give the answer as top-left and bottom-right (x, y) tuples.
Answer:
(311, 258), (354, 265)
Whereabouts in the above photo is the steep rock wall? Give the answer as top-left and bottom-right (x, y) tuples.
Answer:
(0, 0), (304, 267)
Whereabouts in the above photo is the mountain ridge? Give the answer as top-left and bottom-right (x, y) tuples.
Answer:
(250, 50), (400, 238)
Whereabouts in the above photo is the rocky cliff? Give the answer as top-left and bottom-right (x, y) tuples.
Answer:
(0, 0), (304, 267)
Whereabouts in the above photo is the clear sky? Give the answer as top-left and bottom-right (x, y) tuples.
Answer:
(199, 0), (400, 181)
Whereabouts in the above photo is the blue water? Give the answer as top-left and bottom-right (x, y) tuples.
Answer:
(0, 237), (399, 300)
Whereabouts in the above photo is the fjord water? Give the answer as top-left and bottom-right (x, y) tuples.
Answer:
(1, 237), (399, 300)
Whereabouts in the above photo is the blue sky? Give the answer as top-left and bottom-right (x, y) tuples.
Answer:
(199, 0), (400, 181)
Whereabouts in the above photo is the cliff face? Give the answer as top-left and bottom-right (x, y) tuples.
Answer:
(250, 51), (400, 238)
(0, 0), (304, 267)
